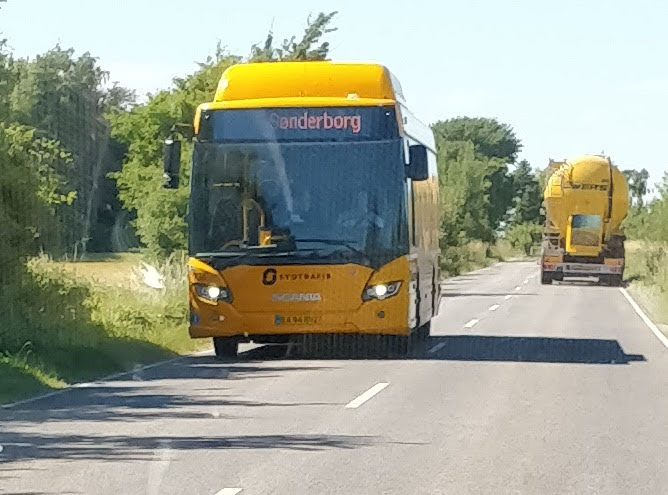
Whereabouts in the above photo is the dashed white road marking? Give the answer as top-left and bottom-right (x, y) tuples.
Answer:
(620, 288), (668, 349)
(489, 304), (500, 311)
(523, 279), (529, 284)
(504, 295), (513, 301)
(215, 489), (243, 495)
(429, 342), (447, 354)
(464, 318), (479, 329)
(514, 286), (522, 291)
(147, 440), (174, 495)
(345, 383), (390, 409)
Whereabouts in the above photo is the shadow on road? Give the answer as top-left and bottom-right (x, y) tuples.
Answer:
(238, 334), (646, 366)
(418, 335), (645, 364)
(0, 336), (645, 466)
(442, 292), (538, 297)
(0, 433), (377, 464)
(0, 361), (339, 423)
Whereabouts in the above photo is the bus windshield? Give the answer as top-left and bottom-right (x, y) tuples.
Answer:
(189, 139), (408, 266)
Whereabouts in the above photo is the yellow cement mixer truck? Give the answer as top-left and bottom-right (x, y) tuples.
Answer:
(541, 155), (629, 286)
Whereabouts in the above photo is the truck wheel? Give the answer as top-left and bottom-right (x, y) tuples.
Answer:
(601, 274), (623, 287)
(541, 272), (553, 285)
(213, 337), (238, 359)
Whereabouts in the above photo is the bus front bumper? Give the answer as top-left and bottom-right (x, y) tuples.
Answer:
(189, 301), (411, 339)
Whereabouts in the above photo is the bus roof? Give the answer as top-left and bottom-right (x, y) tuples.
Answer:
(214, 61), (404, 103)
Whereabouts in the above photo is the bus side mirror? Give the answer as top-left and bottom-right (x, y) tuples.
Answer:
(407, 144), (429, 181)
(163, 138), (181, 189)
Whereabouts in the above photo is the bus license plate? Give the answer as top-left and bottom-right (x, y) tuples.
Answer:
(274, 314), (322, 326)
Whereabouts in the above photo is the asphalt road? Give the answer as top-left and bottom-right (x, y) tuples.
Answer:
(1, 261), (667, 495)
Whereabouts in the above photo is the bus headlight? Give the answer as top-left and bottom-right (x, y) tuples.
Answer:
(362, 281), (401, 301)
(194, 283), (232, 303)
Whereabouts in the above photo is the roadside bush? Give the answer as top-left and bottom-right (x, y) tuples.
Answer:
(440, 240), (508, 277)
(505, 222), (542, 256)
(645, 245), (666, 280)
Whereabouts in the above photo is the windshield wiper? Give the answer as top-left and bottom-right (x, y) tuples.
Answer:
(293, 238), (366, 258)
(195, 245), (293, 258)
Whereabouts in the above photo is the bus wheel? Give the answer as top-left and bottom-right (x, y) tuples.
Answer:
(416, 322), (431, 341)
(389, 335), (410, 356)
(541, 272), (553, 285)
(213, 337), (238, 359)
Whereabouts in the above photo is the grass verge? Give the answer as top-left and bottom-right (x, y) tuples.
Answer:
(0, 253), (203, 405)
(624, 242), (668, 328)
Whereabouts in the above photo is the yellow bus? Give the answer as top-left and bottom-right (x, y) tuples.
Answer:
(163, 61), (440, 358)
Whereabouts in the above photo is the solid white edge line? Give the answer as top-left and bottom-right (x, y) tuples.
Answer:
(428, 342), (447, 354)
(464, 318), (479, 328)
(620, 288), (668, 350)
(345, 382), (389, 409)
(215, 489), (243, 495)
(2, 348), (214, 409)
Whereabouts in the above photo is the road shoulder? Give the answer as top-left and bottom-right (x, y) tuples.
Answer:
(620, 287), (668, 349)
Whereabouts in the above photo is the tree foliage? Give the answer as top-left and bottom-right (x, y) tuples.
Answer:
(437, 140), (496, 243)
(509, 159), (543, 225)
(110, 14), (337, 256)
(250, 12), (337, 62)
(0, 124), (71, 275)
(3, 45), (135, 254)
(505, 222), (542, 256)
(625, 172), (668, 242)
(108, 48), (241, 257)
(432, 117), (521, 163)
(433, 118), (545, 273)
(623, 168), (649, 207)
(433, 117), (521, 239)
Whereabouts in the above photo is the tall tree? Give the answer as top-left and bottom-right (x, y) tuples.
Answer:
(0, 40), (16, 121)
(437, 140), (497, 243)
(432, 117), (521, 235)
(623, 168), (649, 207)
(509, 159), (543, 225)
(431, 117), (521, 163)
(7, 46), (135, 254)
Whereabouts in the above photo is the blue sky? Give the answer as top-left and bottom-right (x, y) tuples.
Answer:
(2, 0), (667, 187)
